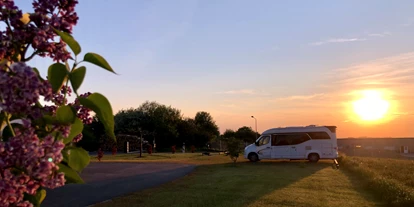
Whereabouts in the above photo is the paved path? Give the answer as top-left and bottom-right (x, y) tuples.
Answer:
(42, 162), (195, 207)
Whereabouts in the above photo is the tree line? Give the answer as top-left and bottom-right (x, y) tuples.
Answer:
(77, 101), (260, 151)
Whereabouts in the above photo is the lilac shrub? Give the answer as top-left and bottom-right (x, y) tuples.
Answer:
(0, 0), (116, 206)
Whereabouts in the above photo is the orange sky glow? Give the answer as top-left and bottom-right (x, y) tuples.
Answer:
(160, 53), (414, 138)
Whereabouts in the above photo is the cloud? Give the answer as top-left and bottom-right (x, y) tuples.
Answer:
(217, 89), (255, 95)
(309, 38), (366, 46)
(220, 104), (237, 108)
(310, 32), (390, 47)
(275, 93), (326, 101)
(270, 46), (280, 51)
(368, 32), (391, 37)
(216, 89), (269, 96)
(393, 112), (414, 116)
(327, 52), (414, 88)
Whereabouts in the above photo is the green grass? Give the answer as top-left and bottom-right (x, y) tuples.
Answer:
(94, 154), (385, 207)
(340, 155), (414, 206)
(91, 152), (234, 165)
(343, 156), (414, 187)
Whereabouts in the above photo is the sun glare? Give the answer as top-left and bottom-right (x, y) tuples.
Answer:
(352, 90), (390, 121)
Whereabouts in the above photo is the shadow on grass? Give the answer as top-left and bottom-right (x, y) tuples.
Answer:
(94, 160), (333, 207)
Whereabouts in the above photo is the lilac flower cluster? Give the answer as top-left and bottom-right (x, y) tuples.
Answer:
(0, 62), (53, 115)
(52, 86), (72, 106)
(72, 92), (93, 125)
(0, 1), (101, 205)
(0, 120), (65, 207)
(0, 0), (79, 62)
(73, 133), (82, 143)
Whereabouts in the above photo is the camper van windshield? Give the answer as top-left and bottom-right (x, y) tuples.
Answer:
(256, 136), (270, 146)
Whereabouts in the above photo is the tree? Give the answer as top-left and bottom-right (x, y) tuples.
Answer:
(235, 126), (257, 144)
(222, 129), (236, 140)
(226, 137), (243, 163)
(77, 116), (105, 151)
(116, 101), (182, 149)
(177, 118), (198, 146)
(114, 108), (148, 135)
(194, 111), (220, 147)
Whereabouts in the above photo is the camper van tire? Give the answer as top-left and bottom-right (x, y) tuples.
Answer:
(308, 153), (320, 163)
(248, 153), (259, 162)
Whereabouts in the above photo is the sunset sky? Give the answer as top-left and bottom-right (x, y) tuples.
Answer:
(19, 0), (414, 138)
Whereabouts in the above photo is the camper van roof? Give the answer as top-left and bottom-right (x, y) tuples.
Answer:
(262, 125), (337, 134)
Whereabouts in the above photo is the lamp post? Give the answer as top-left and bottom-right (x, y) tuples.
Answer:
(251, 116), (258, 139)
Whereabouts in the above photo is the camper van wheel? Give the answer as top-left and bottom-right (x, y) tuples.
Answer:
(248, 153), (259, 162)
(308, 153), (320, 163)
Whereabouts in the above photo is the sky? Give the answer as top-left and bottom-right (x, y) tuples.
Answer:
(17, 0), (414, 138)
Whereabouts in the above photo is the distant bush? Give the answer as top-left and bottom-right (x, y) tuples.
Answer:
(172, 145), (176, 154)
(341, 155), (414, 206)
(226, 137), (243, 163)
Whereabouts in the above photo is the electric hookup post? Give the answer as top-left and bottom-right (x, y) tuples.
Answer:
(124, 141), (129, 153)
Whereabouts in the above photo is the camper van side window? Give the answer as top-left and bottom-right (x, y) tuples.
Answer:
(290, 133), (311, 145)
(272, 134), (291, 146)
(271, 133), (310, 146)
(308, 132), (331, 140)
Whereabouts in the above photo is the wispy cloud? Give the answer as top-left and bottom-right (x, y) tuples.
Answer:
(275, 93), (326, 101)
(310, 31), (391, 47)
(217, 89), (255, 95)
(327, 52), (414, 88)
(216, 89), (269, 96)
(220, 104), (237, 108)
(393, 112), (414, 116)
(309, 38), (366, 46)
(368, 32), (391, 37)
(400, 23), (412, 27)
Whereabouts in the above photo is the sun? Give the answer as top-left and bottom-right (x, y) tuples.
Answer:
(352, 90), (390, 121)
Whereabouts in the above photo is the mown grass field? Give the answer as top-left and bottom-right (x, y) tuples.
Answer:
(93, 153), (386, 207)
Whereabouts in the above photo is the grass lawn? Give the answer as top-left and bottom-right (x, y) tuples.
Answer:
(90, 152), (233, 165)
(94, 153), (385, 207)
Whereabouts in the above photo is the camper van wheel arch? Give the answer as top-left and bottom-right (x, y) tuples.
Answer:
(308, 153), (320, 163)
(248, 153), (259, 162)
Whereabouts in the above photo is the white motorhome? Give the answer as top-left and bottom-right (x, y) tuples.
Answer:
(244, 125), (338, 162)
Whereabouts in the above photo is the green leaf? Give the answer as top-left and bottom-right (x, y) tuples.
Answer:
(47, 63), (68, 93)
(64, 118), (83, 144)
(56, 105), (76, 124)
(23, 188), (46, 207)
(68, 147), (90, 172)
(70, 66), (86, 94)
(83, 53), (116, 74)
(79, 93), (115, 140)
(54, 29), (81, 56)
(42, 115), (57, 124)
(58, 163), (84, 184)
(62, 148), (70, 163)
(38, 189), (46, 205)
(32, 67), (45, 80)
